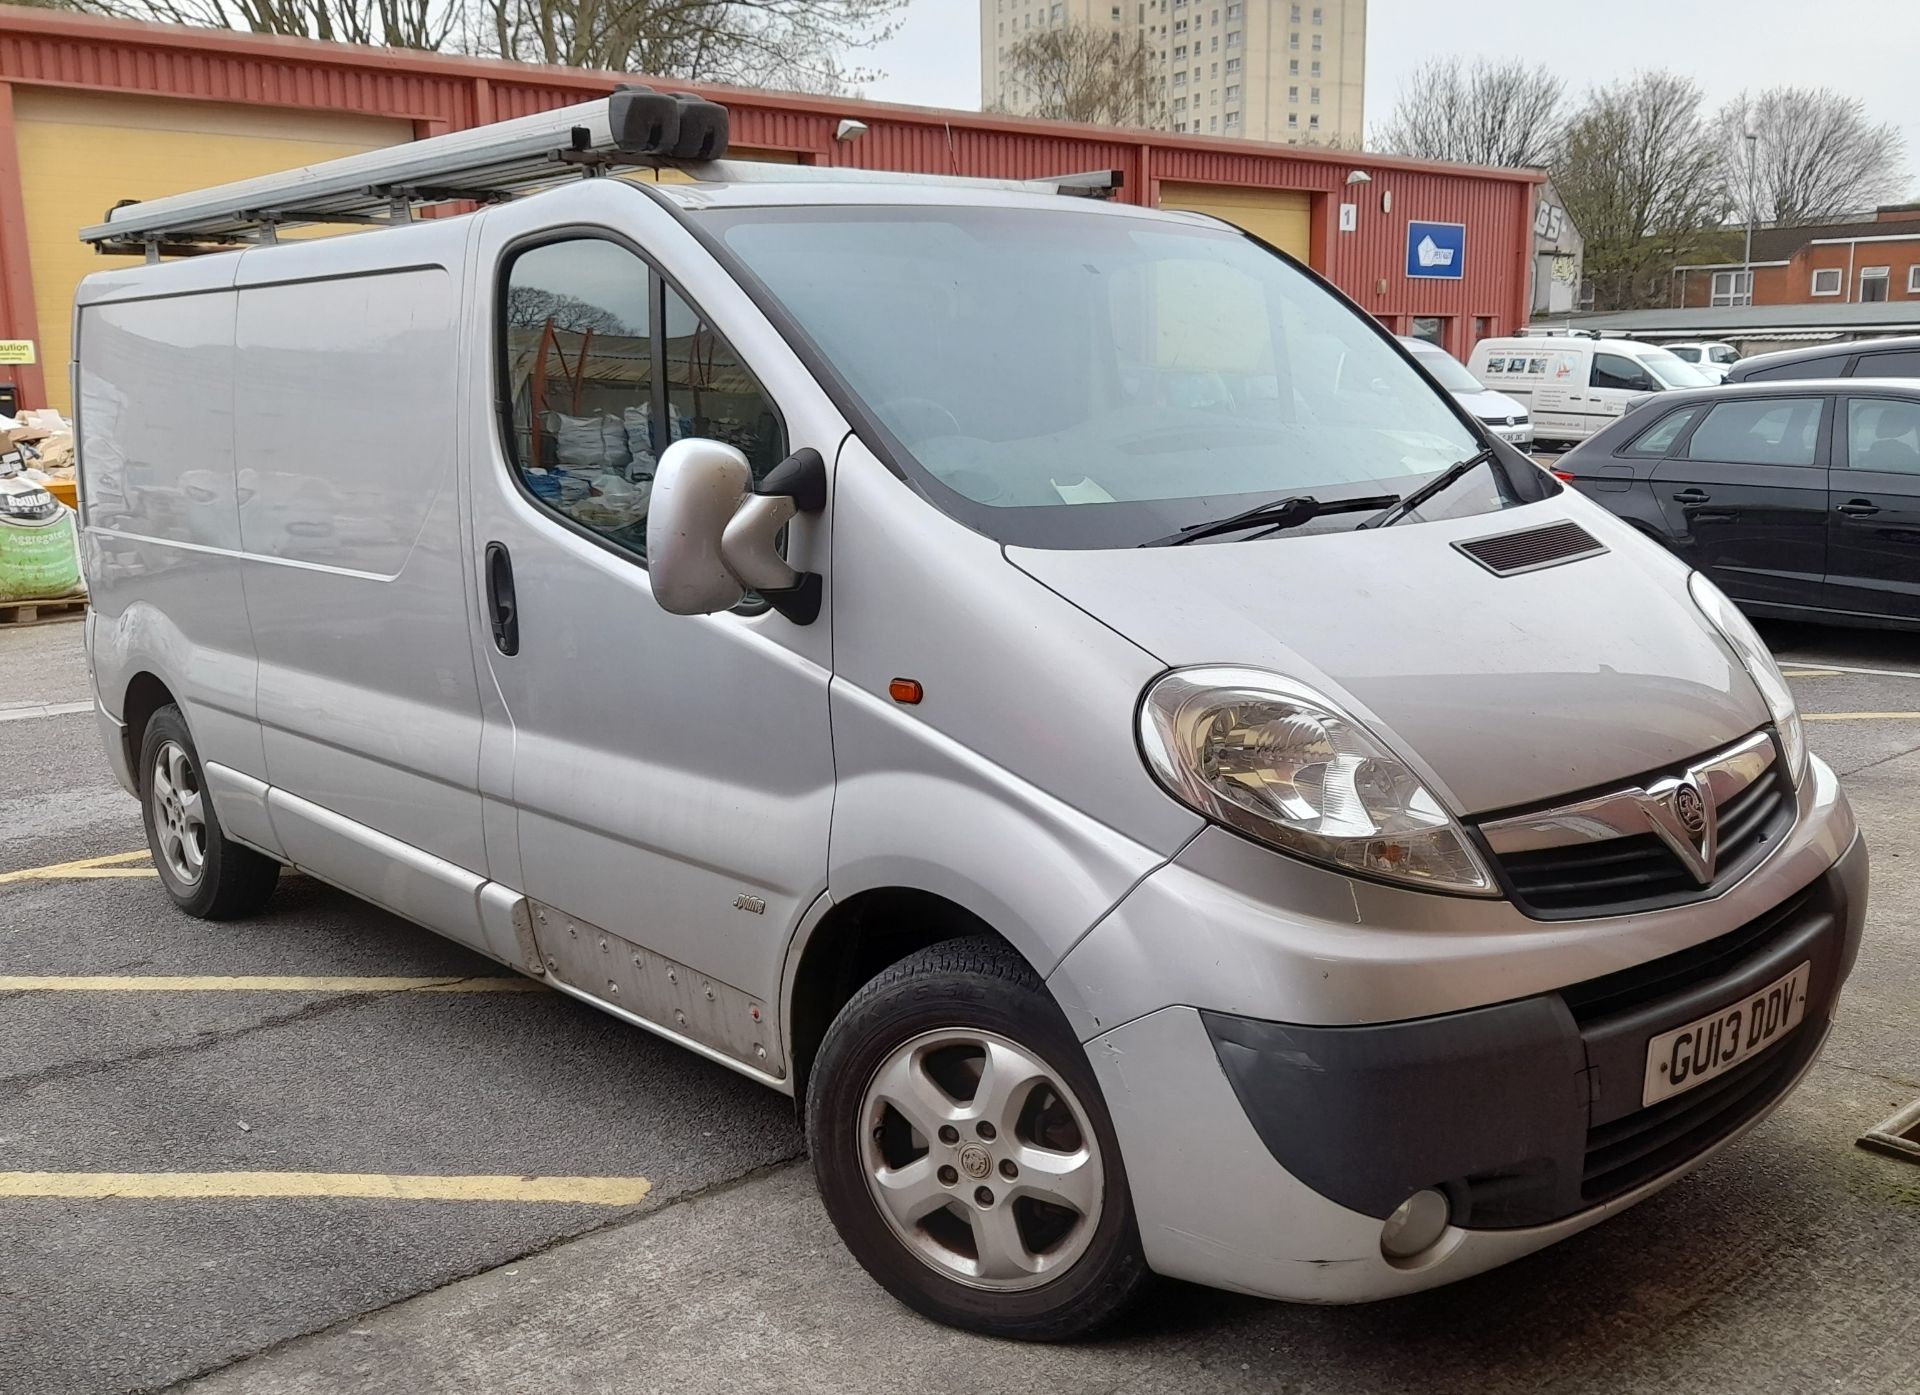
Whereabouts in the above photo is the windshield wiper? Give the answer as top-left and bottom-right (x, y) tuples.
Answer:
(1141, 492), (1402, 548)
(1360, 446), (1498, 530)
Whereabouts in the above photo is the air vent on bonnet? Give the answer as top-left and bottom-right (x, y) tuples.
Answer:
(1454, 521), (1607, 577)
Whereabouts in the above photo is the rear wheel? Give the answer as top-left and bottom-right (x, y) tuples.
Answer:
(139, 704), (279, 919)
(806, 936), (1151, 1340)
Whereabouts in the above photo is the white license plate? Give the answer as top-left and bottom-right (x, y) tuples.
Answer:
(1641, 962), (1810, 1107)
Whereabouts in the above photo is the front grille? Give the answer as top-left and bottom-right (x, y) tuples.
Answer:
(1716, 766), (1788, 865)
(1581, 1033), (1807, 1202)
(1484, 745), (1794, 919)
(1499, 832), (1695, 913)
(1454, 521), (1606, 576)
(1559, 881), (1815, 1027)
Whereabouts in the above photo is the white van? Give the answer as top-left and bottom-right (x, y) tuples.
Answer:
(77, 94), (1865, 1340)
(1399, 337), (1532, 449)
(1469, 336), (1716, 445)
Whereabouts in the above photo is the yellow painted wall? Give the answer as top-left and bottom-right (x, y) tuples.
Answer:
(14, 90), (412, 415)
(1157, 182), (1313, 261)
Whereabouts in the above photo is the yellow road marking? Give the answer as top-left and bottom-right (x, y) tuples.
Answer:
(0, 975), (547, 993)
(1781, 669), (1845, 678)
(0, 1171), (651, 1204)
(1802, 712), (1920, 722)
(0, 850), (152, 884)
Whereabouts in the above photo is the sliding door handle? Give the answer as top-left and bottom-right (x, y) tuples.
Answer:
(485, 542), (519, 656)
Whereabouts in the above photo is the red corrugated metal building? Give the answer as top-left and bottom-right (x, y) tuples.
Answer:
(0, 6), (1543, 414)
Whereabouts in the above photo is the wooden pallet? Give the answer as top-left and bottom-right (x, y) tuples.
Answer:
(0, 594), (86, 627)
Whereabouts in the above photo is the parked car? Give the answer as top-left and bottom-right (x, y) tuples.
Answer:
(1399, 336), (1532, 449)
(1663, 341), (1742, 381)
(1726, 334), (1920, 384)
(1468, 335), (1716, 446)
(1560, 378), (1920, 629)
(79, 92), (1866, 1340)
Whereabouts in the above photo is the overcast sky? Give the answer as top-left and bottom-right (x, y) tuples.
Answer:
(861, 0), (1918, 198)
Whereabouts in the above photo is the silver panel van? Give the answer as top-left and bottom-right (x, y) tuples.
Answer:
(77, 95), (1866, 1340)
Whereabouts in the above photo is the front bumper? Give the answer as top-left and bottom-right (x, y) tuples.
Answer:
(1207, 837), (1864, 1233)
(1057, 759), (1865, 1301)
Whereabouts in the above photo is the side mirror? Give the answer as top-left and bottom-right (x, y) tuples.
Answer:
(646, 438), (825, 624)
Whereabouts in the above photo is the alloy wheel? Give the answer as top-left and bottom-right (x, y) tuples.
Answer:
(149, 739), (207, 887)
(858, 1028), (1104, 1291)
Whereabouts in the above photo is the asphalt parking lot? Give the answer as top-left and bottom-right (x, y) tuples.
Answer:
(4, 616), (1920, 1395)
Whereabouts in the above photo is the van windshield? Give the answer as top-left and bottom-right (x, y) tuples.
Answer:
(707, 205), (1536, 548)
(1641, 348), (1716, 389)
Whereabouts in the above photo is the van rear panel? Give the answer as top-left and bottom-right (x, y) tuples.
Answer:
(77, 220), (486, 877)
(78, 282), (265, 785)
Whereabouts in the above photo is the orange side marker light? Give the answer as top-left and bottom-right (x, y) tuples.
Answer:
(889, 678), (924, 705)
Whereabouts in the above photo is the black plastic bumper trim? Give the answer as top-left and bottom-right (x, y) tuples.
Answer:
(1203, 837), (1867, 1230)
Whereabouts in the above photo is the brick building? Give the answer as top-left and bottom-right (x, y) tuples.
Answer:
(0, 6), (1540, 416)
(1673, 205), (1920, 310)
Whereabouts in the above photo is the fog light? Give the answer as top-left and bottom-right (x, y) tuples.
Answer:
(1380, 1188), (1451, 1260)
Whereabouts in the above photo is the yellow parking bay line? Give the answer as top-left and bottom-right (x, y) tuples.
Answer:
(1801, 712), (1920, 722)
(0, 851), (155, 884)
(0, 1171), (651, 1204)
(0, 975), (547, 993)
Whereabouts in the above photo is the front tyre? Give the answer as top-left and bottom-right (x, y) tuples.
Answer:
(139, 704), (279, 920)
(806, 936), (1151, 1340)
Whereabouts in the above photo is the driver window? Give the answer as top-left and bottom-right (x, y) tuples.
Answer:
(501, 240), (784, 562)
(662, 285), (786, 484)
(1591, 353), (1652, 392)
(503, 239), (657, 557)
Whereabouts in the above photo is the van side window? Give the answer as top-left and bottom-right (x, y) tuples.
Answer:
(502, 239), (657, 554)
(499, 241), (785, 563)
(1622, 406), (1701, 458)
(1591, 353), (1653, 392)
(1685, 397), (1823, 467)
(661, 285), (787, 482)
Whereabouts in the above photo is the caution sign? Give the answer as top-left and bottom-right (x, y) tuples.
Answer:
(0, 341), (35, 365)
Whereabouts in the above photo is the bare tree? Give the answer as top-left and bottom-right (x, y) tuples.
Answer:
(473, 0), (903, 93)
(1719, 87), (1907, 228)
(995, 23), (1167, 128)
(50, 0), (902, 93)
(70, 0), (457, 49)
(1373, 57), (1564, 168)
(1555, 72), (1728, 310)
(506, 286), (631, 334)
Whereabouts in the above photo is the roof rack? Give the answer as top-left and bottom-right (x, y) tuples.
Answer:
(80, 89), (1122, 261)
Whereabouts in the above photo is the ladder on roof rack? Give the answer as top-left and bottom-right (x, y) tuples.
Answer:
(80, 89), (1123, 260)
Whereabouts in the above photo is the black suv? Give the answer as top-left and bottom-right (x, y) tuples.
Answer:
(1725, 335), (1920, 384)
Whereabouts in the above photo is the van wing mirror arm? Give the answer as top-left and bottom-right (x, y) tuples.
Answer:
(756, 447), (826, 513)
(724, 448), (826, 625)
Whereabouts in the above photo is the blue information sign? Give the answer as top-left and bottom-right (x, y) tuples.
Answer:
(1405, 221), (1467, 280)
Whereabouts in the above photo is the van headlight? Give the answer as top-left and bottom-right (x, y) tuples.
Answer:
(1139, 667), (1496, 894)
(1688, 573), (1808, 787)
